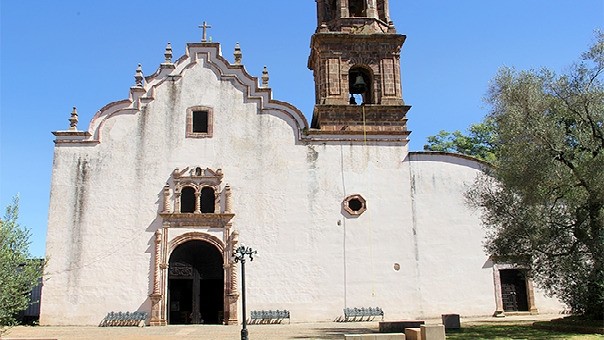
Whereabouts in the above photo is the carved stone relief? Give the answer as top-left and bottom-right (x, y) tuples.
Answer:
(149, 168), (239, 326)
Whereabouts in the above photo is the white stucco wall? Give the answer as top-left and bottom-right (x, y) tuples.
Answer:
(41, 44), (563, 326)
(406, 153), (495, 316)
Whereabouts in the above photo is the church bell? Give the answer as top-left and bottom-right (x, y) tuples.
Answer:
(351, 74), (367, 94)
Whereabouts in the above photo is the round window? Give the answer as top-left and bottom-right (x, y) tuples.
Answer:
(343, 194), (367, 216)
(348, 198), (363, 212)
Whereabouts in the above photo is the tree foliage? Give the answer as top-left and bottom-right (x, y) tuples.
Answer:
(0, 196), (44, 326)
(467, 32), (604, 319)
(423, 119), (498, 163)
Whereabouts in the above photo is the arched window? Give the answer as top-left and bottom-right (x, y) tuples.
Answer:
(181, 187), (196, 213)
(349, 67), (373, 105)
(349, 0), (366, 17)
(200, 187), (215, 213)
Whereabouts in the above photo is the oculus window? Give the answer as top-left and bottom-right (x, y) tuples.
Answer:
(343, 194), (367, 216)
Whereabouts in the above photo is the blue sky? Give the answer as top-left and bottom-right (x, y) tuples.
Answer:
(1, 1), (602, 258)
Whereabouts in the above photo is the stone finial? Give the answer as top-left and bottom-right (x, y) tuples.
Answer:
(68, 106), (79, 131)
(134, 64), (144, 87)
(233, 43), (242, 65)
(164, 42), (173, 64)
(224, 184), (233, 213)
(387, 21), (396, 33)
(261, 66), (269, 88)
(162, 184), (171, 213)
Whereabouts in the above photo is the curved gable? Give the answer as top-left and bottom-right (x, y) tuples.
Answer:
(54, 42), (309, 145)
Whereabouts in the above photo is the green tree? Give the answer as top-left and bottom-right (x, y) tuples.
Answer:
(467, 32), (604, 319)
(0, 196), (44, 327)
(423, 119), (498, 163)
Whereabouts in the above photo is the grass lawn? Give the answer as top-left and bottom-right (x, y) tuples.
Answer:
(446, 323), (604, 339)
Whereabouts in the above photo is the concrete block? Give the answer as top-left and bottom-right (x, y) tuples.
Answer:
(441, 314), (460, 330)
(344, 334), (406, 340)
(404, 327), (421, 340)
(420, 324), (445, 340)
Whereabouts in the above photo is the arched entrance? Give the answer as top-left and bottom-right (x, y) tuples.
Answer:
(168, 240), (224, 324)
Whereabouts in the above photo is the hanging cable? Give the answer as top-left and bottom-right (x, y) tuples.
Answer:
(362, 104), (367, 145)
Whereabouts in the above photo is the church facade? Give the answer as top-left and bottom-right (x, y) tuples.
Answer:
(41, 0), (563, 326)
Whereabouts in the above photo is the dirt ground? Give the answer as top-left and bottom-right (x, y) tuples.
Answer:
(2, 314), (562, 340)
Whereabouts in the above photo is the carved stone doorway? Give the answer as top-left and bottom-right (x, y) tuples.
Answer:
(168, 240), (224, 324)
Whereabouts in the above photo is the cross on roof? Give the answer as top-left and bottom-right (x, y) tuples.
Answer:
(199, 21), (212, 42)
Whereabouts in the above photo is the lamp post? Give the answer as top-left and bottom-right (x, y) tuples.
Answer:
(233, 245), (256, 340)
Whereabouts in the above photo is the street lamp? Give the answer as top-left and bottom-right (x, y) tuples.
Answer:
(233, 245), (256, 340)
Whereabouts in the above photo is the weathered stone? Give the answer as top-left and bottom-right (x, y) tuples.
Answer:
(441, 314), (460, 330)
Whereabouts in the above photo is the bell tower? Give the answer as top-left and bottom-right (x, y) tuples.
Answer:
(309, 0), (410, 137)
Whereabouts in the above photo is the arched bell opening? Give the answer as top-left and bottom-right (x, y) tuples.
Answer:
(348, 67), (373, 105)
(168, 240), (224, 325)
(349, 0), (367, 17)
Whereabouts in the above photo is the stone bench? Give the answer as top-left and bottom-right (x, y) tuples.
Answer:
(343, 307), (384, 322)
(344, 334), (406, 339)
(99, 311), (147, 327)
(379, 320), (424, 333)
(249, 309), (290, 324)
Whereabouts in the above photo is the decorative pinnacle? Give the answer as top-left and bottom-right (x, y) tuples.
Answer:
(134, 64), (144, 87)
(234, 43), (242, 65)
(68, 106), (78, 131)
(261, 66), (269, 88)
(164, 42), (173, 64)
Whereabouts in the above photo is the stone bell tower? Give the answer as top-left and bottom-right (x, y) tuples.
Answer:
(308, 0), (410, 136)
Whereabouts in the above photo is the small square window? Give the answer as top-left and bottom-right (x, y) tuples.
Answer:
(186, 106), (213, 138)
(192, 111), (209, 133)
